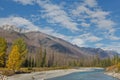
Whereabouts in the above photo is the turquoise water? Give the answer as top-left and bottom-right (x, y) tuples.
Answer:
(47, 69), (119, 80)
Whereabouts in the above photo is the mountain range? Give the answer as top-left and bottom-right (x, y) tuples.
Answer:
(0, 25), (119, 59)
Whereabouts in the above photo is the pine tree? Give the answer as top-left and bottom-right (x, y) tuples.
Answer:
(47, 52), (54, 67)
(23, 58), (29, 67)
(0, 37), (7, 67)
(41, 49), (47, 67)
(36, 47), (43, 67)
(28, 56), (31, 68)
(6, 45), (21, 71)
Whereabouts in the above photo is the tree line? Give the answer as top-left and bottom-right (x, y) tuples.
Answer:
(0, 37), (120, 72)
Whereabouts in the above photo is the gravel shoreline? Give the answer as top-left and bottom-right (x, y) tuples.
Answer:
(7, 68), (101, 80)
(105, 72), (120, 79)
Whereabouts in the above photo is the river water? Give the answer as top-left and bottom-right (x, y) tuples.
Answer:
(47, 69), (119, 80)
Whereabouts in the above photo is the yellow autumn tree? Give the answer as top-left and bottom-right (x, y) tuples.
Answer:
(0, 37), (7, 67)
(6, 45), (21, 71)
(13, 38), (28, 66)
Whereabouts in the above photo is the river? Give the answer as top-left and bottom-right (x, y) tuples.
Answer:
(47, 69), (119, 80)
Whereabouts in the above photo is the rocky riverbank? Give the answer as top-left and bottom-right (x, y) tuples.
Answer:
(0, 74), (7, 80)
(7, 68), (100, 80)
(105, 72), (120, 79)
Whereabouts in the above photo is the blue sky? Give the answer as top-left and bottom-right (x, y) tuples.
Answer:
(0, 0), (120, 53)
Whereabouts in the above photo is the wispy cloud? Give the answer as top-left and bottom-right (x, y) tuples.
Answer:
(37, 1), (78, 31)
(72, 0), (116, 33)
(13, 0), (116, 33)
(84, 0), (97, 7)
(70, 33), (102, 47)
(79, 33), (102, 42)
(13, 0), (79, 31)
(13, 0), (35, 5)
(81, 22), (90, 27)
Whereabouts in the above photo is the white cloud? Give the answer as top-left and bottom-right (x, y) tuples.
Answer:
(72, 0), (116, 33)
(92, 19), (115, 30)
(71, 0), (118, 42)
(69, 33), (102, 47)
(81, 22), (90, 27)
(84, 0), (97, 7)
(13, 0), (79, 31)
(72, 5), (91, 19)
(37, 1), (78, 31)
(13, 0), (35, 5)
(0, 16), (40, 31)
(79, 33), (102, 42)
(91, 10), (110, 19)
(71, 38), (85, 46)
(13, 0), (116, 33)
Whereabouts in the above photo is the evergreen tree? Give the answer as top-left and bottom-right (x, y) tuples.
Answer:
(28, 56), (31, 68)
(23, 58), (29, 67)
(41, 49), (47, 67)
(48, 52), (54, 67)
(30, 57), (33, 67)
(36, 47), (43, 67)
(0, 37), (7, 67)
(113, 54), (119, 65)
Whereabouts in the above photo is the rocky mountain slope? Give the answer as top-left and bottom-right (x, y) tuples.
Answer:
(0, 25), (118, 59)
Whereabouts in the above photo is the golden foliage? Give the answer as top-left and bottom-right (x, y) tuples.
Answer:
(0, 37), (7, 67)
(6, 45), (21, 71)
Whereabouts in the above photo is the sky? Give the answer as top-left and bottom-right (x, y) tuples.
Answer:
(0, 0), (120, 53)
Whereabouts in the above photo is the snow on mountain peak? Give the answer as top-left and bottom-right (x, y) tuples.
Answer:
(0, 16), (40, 33)
(0, 24), (39, 33)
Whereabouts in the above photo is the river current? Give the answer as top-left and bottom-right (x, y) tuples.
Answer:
(47, 69), (119, 80)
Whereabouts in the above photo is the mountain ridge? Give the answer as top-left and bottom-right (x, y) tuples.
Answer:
(0, 25), (119, 59)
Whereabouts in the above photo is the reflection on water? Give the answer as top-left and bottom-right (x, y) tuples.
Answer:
(47, 69), (119, 80)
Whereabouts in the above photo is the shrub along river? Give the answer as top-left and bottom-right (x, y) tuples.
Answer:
(47, 69), (119, 80)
